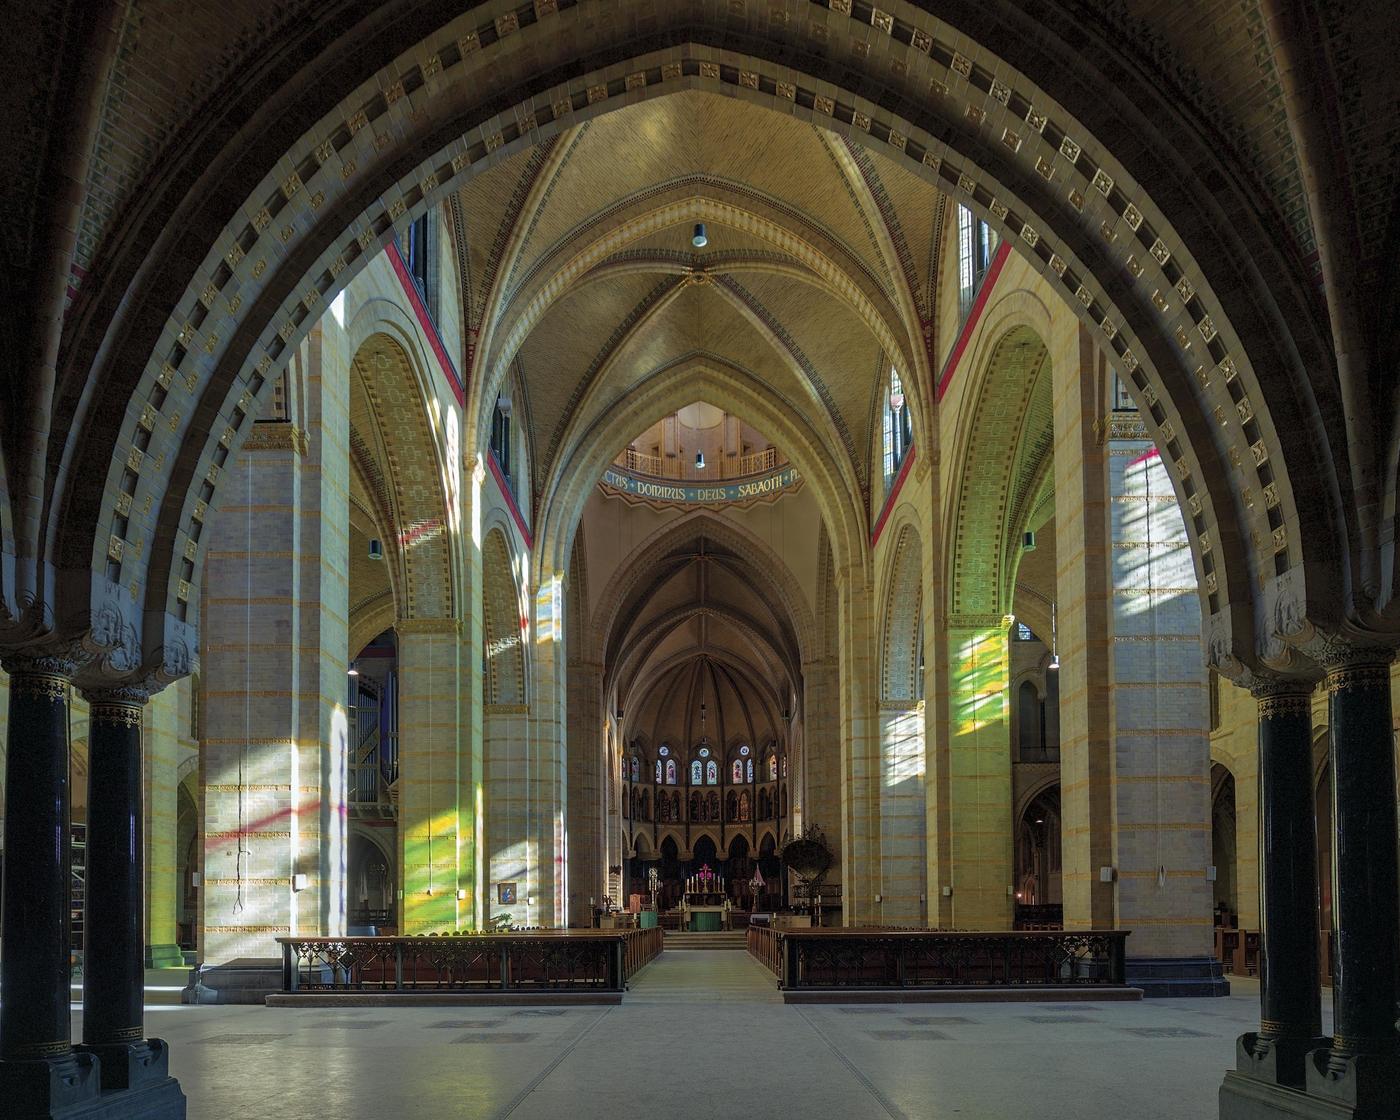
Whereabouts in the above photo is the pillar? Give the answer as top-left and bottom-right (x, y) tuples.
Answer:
(837, 574), (881, 925)
(878, 699), (927, 924)
(1236, 680), (1325, 1088)
(80, 688), (177, 1098)
(1107, 433), (1219, 993)
(397, 619), (467, 933)
(1306, 654), (1400, 1111)
(199, 326), (349, 965)
(143, 684), (184, 968)
(566, 659), (604, 926)
(801, 657), (842, 910)
(1052, 329), (1114, 931)
(944, 617), (1014, 929)
(0, 657), (99, 1111)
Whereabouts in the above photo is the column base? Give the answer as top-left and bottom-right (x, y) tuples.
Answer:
(1236, 1032), (1332, 1091)
(1220, 1070), (1352, 1120)
(76, 1039), (169, 1093)
(1125, 955), (1230, 997)
(1304, 1047), (1400, 1119)
(0, 1052), (100, 1117)
(143, 945), (184, 970)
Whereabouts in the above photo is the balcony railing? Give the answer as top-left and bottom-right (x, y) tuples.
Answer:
(747, 926), (1129, 989)
(621, 445), (784, 481)
(278, 928), (663, 993)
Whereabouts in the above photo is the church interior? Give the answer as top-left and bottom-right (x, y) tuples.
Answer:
(0, 3), (1397, 1118)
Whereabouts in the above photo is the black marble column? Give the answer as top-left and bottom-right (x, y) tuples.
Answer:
(1236, 680), (1326, 1088)
(0, 657), (99, 1110)
(1310, 656), (1400, 1105)
(80, 688), (171, 1091)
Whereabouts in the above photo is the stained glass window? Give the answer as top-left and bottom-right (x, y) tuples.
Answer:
(630, 756), (639, 782)
(655, 759), (662, 783)
(706, 760), (718, 785)
(768, 755), (778, 782)
(691, 760), (703, 785)
(665, 759), (677, 785)
(782, 755), (788, 778)
(746, 759), (754, 783)
(731, 759), (743, 784)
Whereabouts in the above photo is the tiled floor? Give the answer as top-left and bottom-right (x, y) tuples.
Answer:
(56, 956), (1316, 1119)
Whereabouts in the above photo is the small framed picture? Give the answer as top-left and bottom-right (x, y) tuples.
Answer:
(498, 882), (517, 905)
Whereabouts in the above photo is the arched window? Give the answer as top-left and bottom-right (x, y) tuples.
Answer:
(957, 204), (999, 319)
(624, 790), (631, 819)
(706, 760), (718, 785)
(782, 755), (788, 778)
(726, 790), (738, 820)
(490, 396), (513, 495)
(691, 760), (703, 786)
(746, 759), (754, 784)
(707, 791), (719, 820)
(882, 367), (913, 488)
(767, 754), (778, 782)
(739, 790), (752, 822)
(655, 759), (662, 783)
(690, 792), (701, 820)
(731, 759), (743, 784)
(781, 786), (788, 817)
(665, 759), (677, 785)
(642, 789), (650, 820)
(630, 756), (639, 782)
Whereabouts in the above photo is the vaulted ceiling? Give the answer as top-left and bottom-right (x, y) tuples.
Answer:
(449, 91), (943, 507)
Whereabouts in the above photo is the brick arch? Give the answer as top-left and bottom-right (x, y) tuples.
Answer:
(880, 522), (924, 702)
(481, 525), (525, 707)
(44, 4), (1344, 686)
(947, 323), (1052, 617)
(349, 332), (455, 621)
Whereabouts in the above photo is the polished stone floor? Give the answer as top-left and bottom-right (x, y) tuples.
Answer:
(58, 954), (1328, 1120)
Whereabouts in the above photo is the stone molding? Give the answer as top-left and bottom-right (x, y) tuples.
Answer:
(242, 420), (308, 455)
(85, 685), (152, 726)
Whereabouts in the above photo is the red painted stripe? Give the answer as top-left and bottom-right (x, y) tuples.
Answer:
(871, 445), (916, 547)
(486, 448), (533, 549)
(936, 240), (1012, 402)
(388, 242), (464, 407)
(1127, 446), (1161, 467)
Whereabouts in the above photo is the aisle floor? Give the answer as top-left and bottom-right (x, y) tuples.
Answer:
(57, 955), (1312, 1120)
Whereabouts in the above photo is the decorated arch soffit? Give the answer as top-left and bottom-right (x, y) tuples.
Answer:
(54, 2), (1347, 689)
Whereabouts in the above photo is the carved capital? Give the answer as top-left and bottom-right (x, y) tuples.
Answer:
(1251, 678), (1314, 720)
(2, 651), (80, 702)
(1324, 657), (1393, 694)
(84, 685), (151, 727)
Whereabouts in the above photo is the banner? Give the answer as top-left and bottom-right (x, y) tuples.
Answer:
(599, 464), (800, 504)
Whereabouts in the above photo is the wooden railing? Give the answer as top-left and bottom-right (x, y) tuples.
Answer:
(278, 928), (662, 994)
(747, 927), (1129, 989)
(620, 445), (784, 481)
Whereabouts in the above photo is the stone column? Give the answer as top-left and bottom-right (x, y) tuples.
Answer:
(944, 617), (1014, 929)
(0, 656), (100, 1110)
(1052, 330), (1115, 932)
(80, 688), (175, 1094)
(143, 683), (184, 968)
(837, 575), (881, 925)
(566, 660), (604, 926)
(1236, 680), (1325, 1088)
(397, 619), (467, 933)
(1107, 435), (1218, 994)
(528, 574), (569, 927)
(801, 658), (841, 910)
(1307, 654), (1400, 1108)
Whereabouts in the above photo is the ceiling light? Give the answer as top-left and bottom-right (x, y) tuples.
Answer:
(368, 538), (383, 560)
(692, 222), (708, 248)
(695, 450), (705, 469)
(1047, 654), (1059, 672)
(347, 663), (359, 677)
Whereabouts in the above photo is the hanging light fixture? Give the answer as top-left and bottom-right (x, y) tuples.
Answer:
(347, 662), (359, 677)
(1048, 601), (1060, 671)
(692, 222), (708, 248)
(695, 449), (705, 469)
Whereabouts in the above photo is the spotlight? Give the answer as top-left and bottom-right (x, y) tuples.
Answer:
(695, 450), (706, 469)
(692, 222), (708, 248)
(368, 538), (383, 560)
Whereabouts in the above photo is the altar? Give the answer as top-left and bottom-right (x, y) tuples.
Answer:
(680, 867), (729, 932)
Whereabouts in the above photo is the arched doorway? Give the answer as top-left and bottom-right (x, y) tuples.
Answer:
(1014, 785), (1062, 927)
(348, 832), (394, 933)
(1210, 762), (1238, 927)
